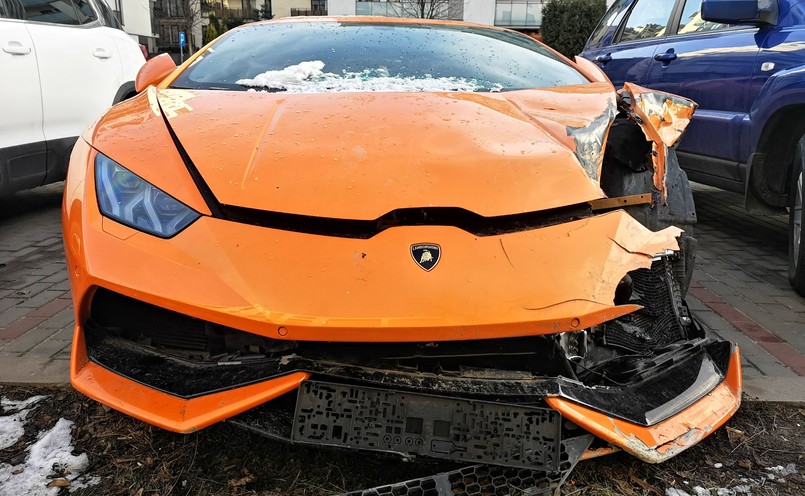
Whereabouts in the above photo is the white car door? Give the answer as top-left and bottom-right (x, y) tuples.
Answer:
(0, 8), (47, 193)
(21, 0), (123, 143)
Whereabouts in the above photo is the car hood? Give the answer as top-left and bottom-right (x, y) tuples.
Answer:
(87, 84), (618, 218)
(150, 84), (616, 219)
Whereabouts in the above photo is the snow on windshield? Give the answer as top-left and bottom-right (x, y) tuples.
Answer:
(235, 61), (503, 93)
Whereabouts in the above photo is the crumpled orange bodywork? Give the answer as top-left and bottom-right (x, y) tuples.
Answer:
(621, 82), (698, 202)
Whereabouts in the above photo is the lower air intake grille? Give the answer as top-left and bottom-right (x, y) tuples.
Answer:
(604, 257), (688, 352)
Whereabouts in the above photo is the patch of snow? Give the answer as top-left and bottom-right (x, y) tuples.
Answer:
(1, 396), (47, 412)
(667, 485), (755, 496)
(666, 489), (691, 496)
(68, 476), (101, 493)
(237, 60), (325, 88)
(237, 61), (503, 93)
(0, 418), (100, 496)
(0, 396), (46, 450)
(766, 464), (797, 476)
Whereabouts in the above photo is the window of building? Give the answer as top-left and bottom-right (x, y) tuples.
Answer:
(494, 1), (544, 28)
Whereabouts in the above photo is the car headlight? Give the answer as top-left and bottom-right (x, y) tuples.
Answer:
(95, 153), (200, 238)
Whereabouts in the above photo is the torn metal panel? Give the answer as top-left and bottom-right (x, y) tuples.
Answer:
(621, 82), (697, 202)
(566, 98), (618, 181)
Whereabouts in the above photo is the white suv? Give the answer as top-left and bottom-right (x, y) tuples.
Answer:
(0, 0), (145, 195)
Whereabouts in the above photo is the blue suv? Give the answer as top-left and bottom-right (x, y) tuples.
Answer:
(581, 0), (805, 296)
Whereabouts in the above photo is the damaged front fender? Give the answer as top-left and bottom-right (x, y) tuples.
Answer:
(620, 82), (698, 203)
(561, 82), (697, 204)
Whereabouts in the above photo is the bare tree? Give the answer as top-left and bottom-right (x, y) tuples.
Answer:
(387, 0), (462, 20)
(154, 0), (204, 55)
(178, 0), (204, 54)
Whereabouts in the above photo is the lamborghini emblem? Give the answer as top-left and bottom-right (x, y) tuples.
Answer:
(410, 243), (441, 271)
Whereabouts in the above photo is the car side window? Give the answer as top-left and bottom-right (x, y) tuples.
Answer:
(677, 0), (732, 34)
(3, 0), (25, 19)
(587, 0), (632, 47)
(20, 0), (79, 24)
(619, 0), (676, 43)
(72, 0), (97, 24)
(96, 0), (121, 29)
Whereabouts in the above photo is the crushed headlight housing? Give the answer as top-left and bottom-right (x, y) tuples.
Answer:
(95, 153), (200, 238)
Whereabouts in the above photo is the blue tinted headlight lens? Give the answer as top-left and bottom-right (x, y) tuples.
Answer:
(95, 153), (200, 238)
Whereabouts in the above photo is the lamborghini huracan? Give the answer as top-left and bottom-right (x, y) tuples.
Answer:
(63, 17), (742, 494)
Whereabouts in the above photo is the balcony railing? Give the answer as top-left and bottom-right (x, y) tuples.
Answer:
(290, 8), (328, 16)
(204, 5), (259, 19)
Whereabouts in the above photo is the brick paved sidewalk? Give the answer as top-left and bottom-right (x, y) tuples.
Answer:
(688, 183), (805, 401)
(0, 184), (72, 383)
(1, 182), (804, 401)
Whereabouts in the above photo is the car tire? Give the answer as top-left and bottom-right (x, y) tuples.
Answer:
(788, 135), (805, 296)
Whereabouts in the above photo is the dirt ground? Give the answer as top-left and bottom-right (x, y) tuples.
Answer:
(1, 385), (803, 496)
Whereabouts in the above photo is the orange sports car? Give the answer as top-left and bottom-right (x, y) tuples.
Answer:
(63, 17), (741, 493)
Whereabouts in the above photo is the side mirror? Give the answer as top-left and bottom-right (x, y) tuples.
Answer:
(135, 53), (177, 92)
(701, 0), (779, 26)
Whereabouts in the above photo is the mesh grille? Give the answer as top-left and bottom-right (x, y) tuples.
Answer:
(343, 435), (592, 496)
(604, 258), (688, 352)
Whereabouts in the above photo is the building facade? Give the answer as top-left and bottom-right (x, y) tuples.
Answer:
(149, 0), (576, 59)
(321, 1), (550, 29)
(109, 0), (158, 52)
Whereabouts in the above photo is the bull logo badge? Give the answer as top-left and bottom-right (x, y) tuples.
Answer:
(410, 243), (441, 271)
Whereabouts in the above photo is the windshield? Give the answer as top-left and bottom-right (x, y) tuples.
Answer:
(171, 21), (589, 93)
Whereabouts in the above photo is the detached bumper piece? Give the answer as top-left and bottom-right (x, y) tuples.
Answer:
(230, 380), (593, 496)
(343, 436), (593, 496)
(294, 381), (562, 470)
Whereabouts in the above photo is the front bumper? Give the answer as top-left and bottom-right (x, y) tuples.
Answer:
(72, 305), (741, 464)
(64, 145), (741, 466)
